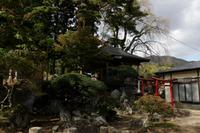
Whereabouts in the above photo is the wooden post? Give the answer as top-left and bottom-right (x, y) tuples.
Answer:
(141, 80), (144, 96)
(155, 79), (159, 96)
(197, 69), (200, 102)
(170, 80), (174, 112)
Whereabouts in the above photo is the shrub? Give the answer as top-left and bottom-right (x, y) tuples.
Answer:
(95, 95), (119, 121)
(50, 73), (108, 97)
(38, 73), (120, 121)
(44, 73), (108, 112)
(136, 95), (173, 117)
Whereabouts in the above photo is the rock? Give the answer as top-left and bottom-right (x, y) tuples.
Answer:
(73, 116), (81, 121)
(121, 130), (131, 133)
(12, 87), (32, 104)
(91, 112), (98, 116)
(143, 117), (150, 128)
(122, 99), (133, 115)
(63, 127), (78, 133)
(72, 110), (81, 117)
(100, 126), (108, 133)
(60, 109), (71, 122)
(23, 94), (35, 112)
(111, 89), (121, 99)
(127, 107), (133, 115)
(129, 118), (144, 129)
(108, 126), (119, 133)
(52, 125), (59, 133)
(28, 127), (42, 133)
(120, 91), (127, 102)
(81, 125), (98, 133)
(94, 116), (107, 126)
(12, 79), (34, 106)
(9, 106), (30, 128)
(48, 100), (63, 114)
(152, 113), (161, 121)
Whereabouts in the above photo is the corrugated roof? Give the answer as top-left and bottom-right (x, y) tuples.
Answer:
(157, 61), (200, 73)
(102, 46), (150, 62)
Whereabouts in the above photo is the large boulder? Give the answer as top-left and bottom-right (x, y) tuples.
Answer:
(60, 109), (71, 122)
(47, 100), (63, 114)
(9, 105), (31, 129)
(129, 118), (144, 129)
(12, 79), (36, 110)
(111, 89), (121, 99)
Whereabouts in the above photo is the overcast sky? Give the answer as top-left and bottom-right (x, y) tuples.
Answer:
(149, 0), (200, 61)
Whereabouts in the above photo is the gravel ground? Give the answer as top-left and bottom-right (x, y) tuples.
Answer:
(171, 109), (200, 133)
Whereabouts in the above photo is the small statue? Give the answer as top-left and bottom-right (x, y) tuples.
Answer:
(1, 69), (18, 108)
(6, 69), (17, 86)
(7, 69), (13, 86)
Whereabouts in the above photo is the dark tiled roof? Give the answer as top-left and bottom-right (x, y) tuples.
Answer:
(157, 61), (200, 73)
(102, 46), (150, 62)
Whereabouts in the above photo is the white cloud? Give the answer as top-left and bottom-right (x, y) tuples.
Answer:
(149, 0), (200, 61)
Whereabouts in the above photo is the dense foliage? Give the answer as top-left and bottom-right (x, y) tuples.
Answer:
(0, 48), (37, 80)
(40, 73), (118, 116)
(136, 95), (173, 117)
(0, 0), (170, 129)
(50, 73), (107, 97)
(0, 0), (76, 75)
(140, 56), (188, 78)
(55, 29), (107, 72)
(139, 63), (173, 78)
(0, 0), (167, 78)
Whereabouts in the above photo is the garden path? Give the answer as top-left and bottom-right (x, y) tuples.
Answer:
(171, 109), (200, 133)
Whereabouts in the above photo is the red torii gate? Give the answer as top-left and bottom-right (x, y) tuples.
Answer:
(139, 77), (175, 111)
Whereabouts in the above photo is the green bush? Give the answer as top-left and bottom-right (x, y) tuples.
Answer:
(50, 73), (107, 97)
(136, 95), (173, 117)
(44, 73), (108, 112)
(94, 93), (119, 120)
(39, 73), (119, 120)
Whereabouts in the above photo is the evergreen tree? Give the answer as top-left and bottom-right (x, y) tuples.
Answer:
(0, 0), (167, 76)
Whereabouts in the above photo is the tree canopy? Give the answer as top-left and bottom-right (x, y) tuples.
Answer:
(0, 0), (168, 79)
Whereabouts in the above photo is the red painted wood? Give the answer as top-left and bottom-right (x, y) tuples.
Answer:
(155, 80), (159, 96)
(141, 80), (144, 96)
